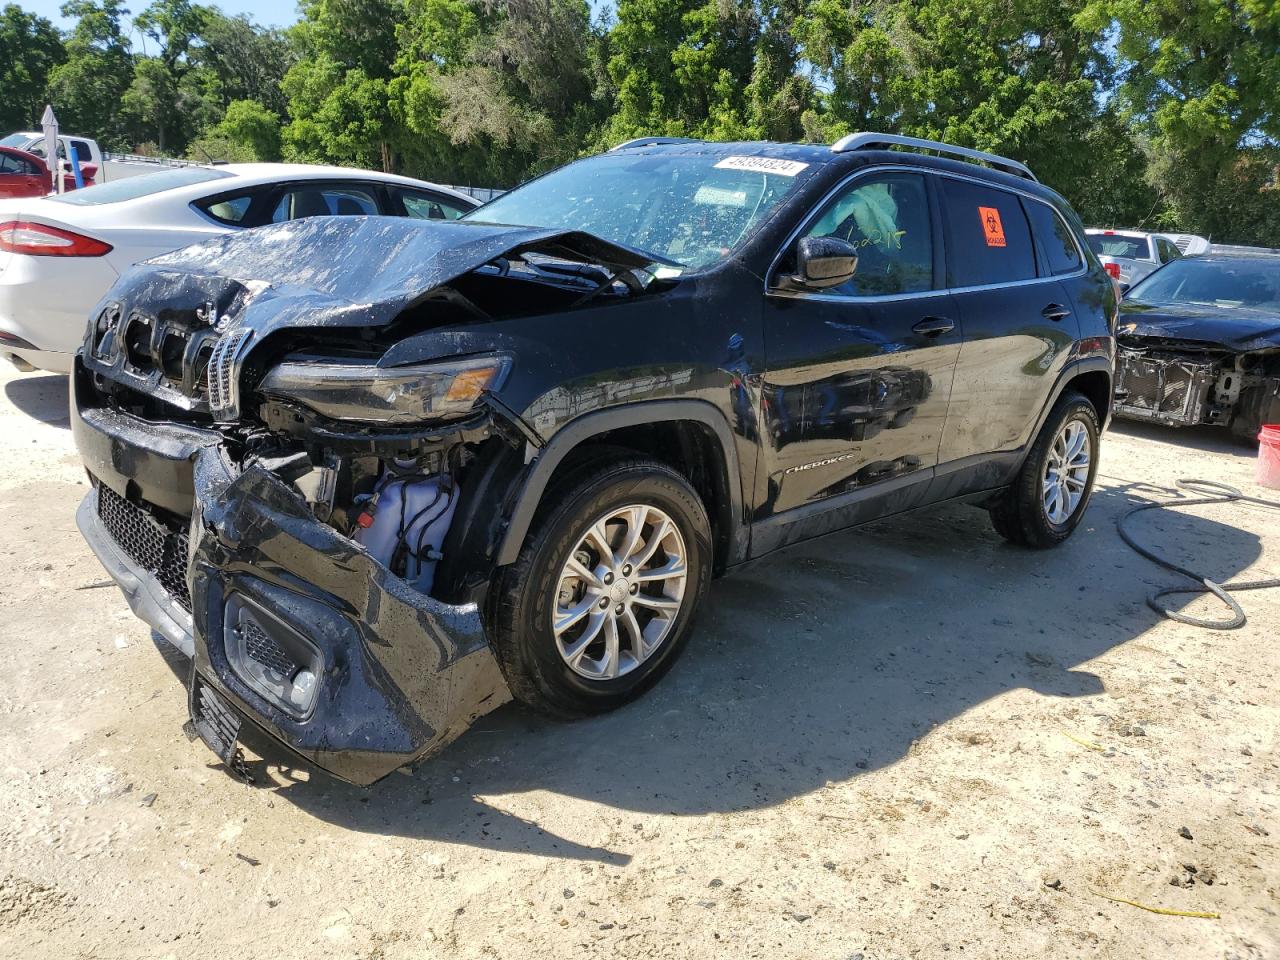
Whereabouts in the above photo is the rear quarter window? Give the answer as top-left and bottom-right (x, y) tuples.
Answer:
(1023, 199), (1082, 276)
(940, 179), (1037, 287)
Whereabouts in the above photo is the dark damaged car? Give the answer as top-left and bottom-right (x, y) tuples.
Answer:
(72, 134), (1117, 785)
(1114, 253), (1280, 438)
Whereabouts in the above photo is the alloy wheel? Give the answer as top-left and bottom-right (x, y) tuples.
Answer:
(552, 503), (688, 680)
(1042, 418), (1092, 525)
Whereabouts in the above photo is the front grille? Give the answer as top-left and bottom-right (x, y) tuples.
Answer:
(96, 484), (192, 612)
(241, 618), (300, 677)
(87, 303), (250, 416)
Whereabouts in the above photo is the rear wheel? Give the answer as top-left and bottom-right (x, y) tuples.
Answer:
(989, 391), (1099, 548)
(489, 456), (711, 717)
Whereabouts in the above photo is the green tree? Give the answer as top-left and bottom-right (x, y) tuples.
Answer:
(602, 0), (762, 143)
(45, 0), (134, 148)
(122, 0), (223, 152)
(0, 4), (66, 133)
(281, 0), (400, 169)
(1079, 0), (1280, 242)
(199, 12), (293, 115)
(211, 97), (281, 160)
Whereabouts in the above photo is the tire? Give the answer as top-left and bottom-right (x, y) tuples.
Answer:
(488, 455), (712, 718)
(988, 390), (1100, 548)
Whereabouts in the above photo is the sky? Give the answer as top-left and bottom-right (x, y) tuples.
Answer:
(13, 0), (303, 30)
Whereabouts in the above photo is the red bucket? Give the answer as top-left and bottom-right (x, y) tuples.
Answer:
(1259, 425), (1280, 490)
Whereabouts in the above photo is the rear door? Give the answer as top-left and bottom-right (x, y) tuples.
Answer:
(937, 176), (1079, 463)
(270, 182), (380, 221)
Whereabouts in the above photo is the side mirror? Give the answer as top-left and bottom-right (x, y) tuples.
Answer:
(780, 236), (859, 291)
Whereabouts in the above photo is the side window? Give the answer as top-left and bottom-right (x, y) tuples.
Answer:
(70, 140), (94, 163)
(940, 179), (1036, 286)
(1158, 238), (1182, 263)
(395, 188), (471, 221)
(798, 172), (934, 296)
(0, 153), (27, 175)
(193, 193), (261, 227)
(271, 185), (379, 222)
(1023, 199), (1082, 276)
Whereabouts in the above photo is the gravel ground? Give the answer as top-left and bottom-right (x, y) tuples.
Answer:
(0, 366), (1276, 960)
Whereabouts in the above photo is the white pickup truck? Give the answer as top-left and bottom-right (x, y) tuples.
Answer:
(0, 132), (202, 183)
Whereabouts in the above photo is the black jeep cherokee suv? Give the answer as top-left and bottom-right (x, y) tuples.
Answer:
(72, 134), (1117, 785)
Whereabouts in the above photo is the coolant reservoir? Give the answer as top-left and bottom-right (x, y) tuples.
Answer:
(354, 469), (459, 595)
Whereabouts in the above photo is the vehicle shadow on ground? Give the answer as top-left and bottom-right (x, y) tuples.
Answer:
(1110, 419), (1255, 458)
(239, 472), (1261, 864)
(4, 373), (70, 428)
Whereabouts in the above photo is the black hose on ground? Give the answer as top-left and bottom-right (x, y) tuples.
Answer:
(1117, 479), (1280, 629)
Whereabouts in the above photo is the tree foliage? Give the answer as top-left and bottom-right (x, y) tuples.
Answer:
(0, 4), (65, 133)
(6, 0), (1277, 243)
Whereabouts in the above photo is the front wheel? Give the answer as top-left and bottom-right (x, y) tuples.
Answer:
(488, 456), (712, 717)
(989, 391), (1100, 548)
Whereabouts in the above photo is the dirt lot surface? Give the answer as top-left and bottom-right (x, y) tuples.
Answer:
(0, 366), (1276, 960)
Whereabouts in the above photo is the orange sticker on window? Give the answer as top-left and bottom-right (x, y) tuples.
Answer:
(979, 206), (1006, 247)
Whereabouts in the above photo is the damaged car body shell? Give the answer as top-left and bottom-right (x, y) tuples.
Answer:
(72, 142), (1116, 786)
(1113, 258), (1280, 438)
(73, 215), (754, 784)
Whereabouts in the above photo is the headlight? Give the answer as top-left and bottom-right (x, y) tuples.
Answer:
(258, 354), (510, 423)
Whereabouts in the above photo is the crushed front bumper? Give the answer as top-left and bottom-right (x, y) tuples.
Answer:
(74, 396), (510, 786)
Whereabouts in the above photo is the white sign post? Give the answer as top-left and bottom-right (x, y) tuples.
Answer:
(41, 105), (61, 194)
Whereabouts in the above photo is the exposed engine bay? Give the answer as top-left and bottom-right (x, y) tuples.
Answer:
(72, 216), (670, 784)
(1114, 338), (1280, 437)
(79, 216), (666, 596)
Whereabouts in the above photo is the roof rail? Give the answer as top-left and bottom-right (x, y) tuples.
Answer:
(611, 137), (703, 151)
(831, 132), (1037, 182)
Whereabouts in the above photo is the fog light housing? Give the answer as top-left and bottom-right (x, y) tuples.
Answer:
(223, 594), (323, 719)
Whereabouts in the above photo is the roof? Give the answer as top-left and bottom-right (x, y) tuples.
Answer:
(213, 163), (476, 203)
(610, 139), (840, 166)
(608, 137), (1071, 207)
(1193, 252), (1280, 263)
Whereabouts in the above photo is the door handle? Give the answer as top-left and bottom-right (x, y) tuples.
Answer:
(912, 316), (955, 337)
(1042, 303), (1071, 321)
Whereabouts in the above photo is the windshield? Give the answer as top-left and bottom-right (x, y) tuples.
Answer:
(50, 167), (233, 205)
(0, 134), (35, 149)
(1127, 257), (1280, 311)
(1088, 234), (1147, 260)
(465, 152), (815, 272)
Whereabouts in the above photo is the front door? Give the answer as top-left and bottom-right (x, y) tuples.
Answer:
(759, 170), (961, 520)
(0, 150), (46, 198)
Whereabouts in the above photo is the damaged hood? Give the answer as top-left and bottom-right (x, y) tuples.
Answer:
(1118, 300), (1280, 352)
(104, 216), (658, 335)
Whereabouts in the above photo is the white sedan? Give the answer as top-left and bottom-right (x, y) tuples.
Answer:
(0, 164), (478, 372)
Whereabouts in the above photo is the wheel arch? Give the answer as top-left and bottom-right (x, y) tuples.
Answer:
(494, 400), (749, 572)
(1026, 356), (1113, 452)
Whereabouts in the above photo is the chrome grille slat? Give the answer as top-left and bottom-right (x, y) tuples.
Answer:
(207, 328), (253, 419)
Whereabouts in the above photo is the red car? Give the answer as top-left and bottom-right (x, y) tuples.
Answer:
(0, 146), (95, 198)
